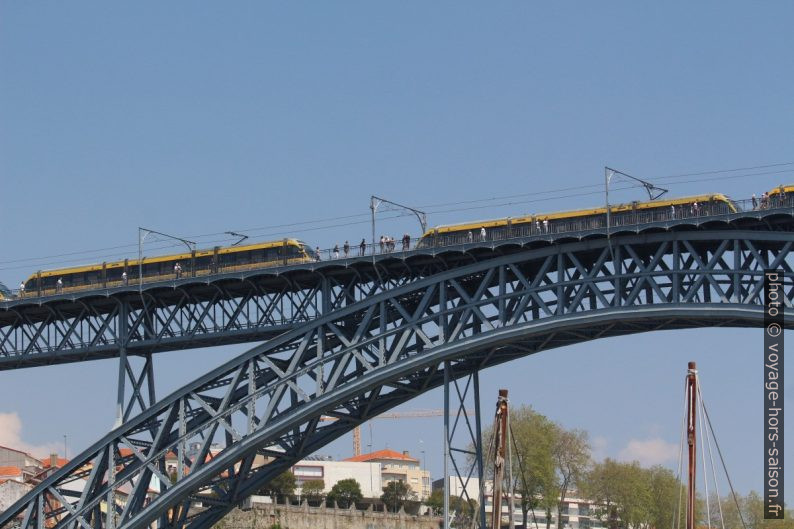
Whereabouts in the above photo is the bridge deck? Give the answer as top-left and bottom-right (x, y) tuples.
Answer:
(0, 205), (792, 369)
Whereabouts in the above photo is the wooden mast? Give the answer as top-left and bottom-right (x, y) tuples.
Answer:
(686, 361), (698, 529)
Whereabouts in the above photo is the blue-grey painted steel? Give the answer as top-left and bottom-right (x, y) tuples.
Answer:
(1, 205), (793, 369)
(2, 228), (793, 529)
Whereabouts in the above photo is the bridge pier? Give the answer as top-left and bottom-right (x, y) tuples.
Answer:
(443, 360), (486, 529)
(115, 301), (157, 426)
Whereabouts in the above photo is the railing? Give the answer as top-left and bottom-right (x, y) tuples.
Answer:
(4, 194), (793, 301)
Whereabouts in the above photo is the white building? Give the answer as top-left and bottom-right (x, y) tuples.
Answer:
(292, 457), (382, 499)
(433, 477), (607, 529)
(0, 480), (33, 513)
(346, 449), (431, 500)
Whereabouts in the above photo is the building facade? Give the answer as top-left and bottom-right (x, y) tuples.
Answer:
(292, 457), (383, 499)
(346, 450), (431, 500)
(433, 477), (607, 529)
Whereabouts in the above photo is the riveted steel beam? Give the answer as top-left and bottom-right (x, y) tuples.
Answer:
(2, 229), (793, 529)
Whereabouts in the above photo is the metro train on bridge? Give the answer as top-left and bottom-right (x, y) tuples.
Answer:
(2, 185), (792, 299)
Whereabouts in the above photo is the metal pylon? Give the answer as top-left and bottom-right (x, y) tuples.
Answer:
(115, 351), (156, 426)
(444, 360), (486, 529)
(114, 302), (156, 426)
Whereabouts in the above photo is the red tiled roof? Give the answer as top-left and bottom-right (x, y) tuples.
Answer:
(0, 466), (23, 477)
(41, 458), (69, 469)
(344, 449), (418, 463)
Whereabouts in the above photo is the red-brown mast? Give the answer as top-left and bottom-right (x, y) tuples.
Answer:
(686, 362), (697, 529)
(491, 389), (509, 529)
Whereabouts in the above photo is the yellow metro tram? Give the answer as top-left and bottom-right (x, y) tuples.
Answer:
(417, 193), (737, 248)
(18, 239), (317, 297)
(3, 185), (791, 301)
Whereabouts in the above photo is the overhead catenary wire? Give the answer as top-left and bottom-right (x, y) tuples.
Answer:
(2, 161), (794, 273)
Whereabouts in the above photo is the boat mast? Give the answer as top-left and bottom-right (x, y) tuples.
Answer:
(491, 389), (509, 529)
(686, 362), (698, 529)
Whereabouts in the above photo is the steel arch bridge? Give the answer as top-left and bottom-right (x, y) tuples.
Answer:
(2, 226), (793, 529)
(1, 205), (792, 370)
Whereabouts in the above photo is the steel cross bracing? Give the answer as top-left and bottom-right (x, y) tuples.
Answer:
(0, 270), (421, 369)
(1, 207), (792, 369)
(3, 229), (794, 529)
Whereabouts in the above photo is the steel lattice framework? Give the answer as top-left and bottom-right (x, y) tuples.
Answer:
(2, 228), (792, 529)
(0, 268), (421, 369)
(5, 211), (788, 421)
(1, 207), (792, 370)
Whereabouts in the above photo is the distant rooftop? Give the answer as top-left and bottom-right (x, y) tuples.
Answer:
(344, 449), (418, 463)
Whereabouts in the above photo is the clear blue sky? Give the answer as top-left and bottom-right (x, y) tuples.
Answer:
(1, 2), (791, 505)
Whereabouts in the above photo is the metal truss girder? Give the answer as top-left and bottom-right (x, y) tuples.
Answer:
(0, 269), (426, 369)
(1, 210), (793, 368)
(3, 229), (794, 529)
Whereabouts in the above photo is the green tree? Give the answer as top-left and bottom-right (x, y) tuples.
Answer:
(301, 479), (325, 505)
(647, 465), (684, 529)
(259, 471), (296, 502)
(450, 495), (479, 528)
(510, 406), (559, 529)
(553, 427), (590, 529)
(477, 405), (559, 529)
(381, 480), (416, 512)
(583, 459), (654, 529)
(426, 489), (444, 515)
(327, 478), (363, 508)
(582, 458), (624, 529)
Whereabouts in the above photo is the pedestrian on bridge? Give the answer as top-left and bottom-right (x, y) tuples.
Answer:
(752, 194), (758, 210)
(467, 230), (473, 243)
(379, 236), (385, 253)
(359, 238), (366, 256)
(480, 226), (486, 241)
(333, 244), (339, 259)
(402, 233), (410, 251)
(315, 247), (321, 261)
(19, 282), (24, 298)
(56, 278), (63, 293)
(122, 271), (128, 286)
(542, 218), (549, 233)
(343, 241), (350, 257)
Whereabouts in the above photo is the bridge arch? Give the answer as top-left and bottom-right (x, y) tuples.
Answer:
(2, 229), (792, 529)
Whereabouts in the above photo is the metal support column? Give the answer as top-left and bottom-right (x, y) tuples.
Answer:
(117, 353), (157, 424)
(115, 301), (157, 425)
(443, 360), (485, 529)
(114, 302), (128, 428)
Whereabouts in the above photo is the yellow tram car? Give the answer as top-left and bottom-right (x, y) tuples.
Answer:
(417, 193), (737, 248)
(17, 238), (317, 297)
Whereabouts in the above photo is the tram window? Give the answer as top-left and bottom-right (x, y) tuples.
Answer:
(195, 256), (212, 270)
(237, 251), (251, 265)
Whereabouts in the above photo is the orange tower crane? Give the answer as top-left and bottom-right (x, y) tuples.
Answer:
(321, 409), (475, 457)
